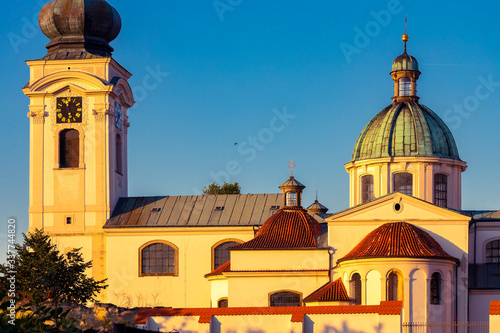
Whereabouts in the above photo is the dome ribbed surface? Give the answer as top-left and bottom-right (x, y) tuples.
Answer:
(303, 278), (350, 302)
(351, 101), (460, 161)
(230, 207), (321, 249)
(391, 52), (419, 72)
(38, 0), (121, 58)
(338, 222), (457, 263)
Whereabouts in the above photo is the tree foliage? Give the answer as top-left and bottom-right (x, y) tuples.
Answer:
(0, 229), (107, 332)
(202, 182), (241, 195)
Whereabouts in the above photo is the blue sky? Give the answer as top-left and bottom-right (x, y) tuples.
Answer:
(1, 0), (500, 251)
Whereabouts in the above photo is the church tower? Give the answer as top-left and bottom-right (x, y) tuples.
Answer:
(23, 0), (134, 287)
(345, 32), (467, 209)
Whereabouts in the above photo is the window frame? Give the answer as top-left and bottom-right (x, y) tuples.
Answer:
(434, 173), (448, 207)
(139, 240), (179, 277)
(486, 239), (500, 263)
(399, 77), (411, 96)
(392, 172), (413, 196)
(285, 191), (297, 206)
(217, 297), (228, 308)
(386, 270), (404, 301)
(268, 290), (302, 307)
(211, 239), (243, 271)
(430, 272), (441, 305)
(54, 126), (84, 169)
(360, 174), (375, 204)
(350, 273), (362, 305)
(116, 133), (123, 175)
(59, 128), (80, 168)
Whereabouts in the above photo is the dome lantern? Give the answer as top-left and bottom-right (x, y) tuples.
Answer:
(279, 161), (305, 208)
(391, 27), (421, 103)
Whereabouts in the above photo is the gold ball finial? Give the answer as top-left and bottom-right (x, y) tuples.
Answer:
(402, 33), (409, 42)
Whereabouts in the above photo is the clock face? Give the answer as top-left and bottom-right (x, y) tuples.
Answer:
(115, 102), (122, 130)
(56, 97), (82, 123)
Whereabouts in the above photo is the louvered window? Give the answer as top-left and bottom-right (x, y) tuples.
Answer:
(270, 291), (301, 307)
(59, 129), (79, 168)
(387, 272), (401, 301)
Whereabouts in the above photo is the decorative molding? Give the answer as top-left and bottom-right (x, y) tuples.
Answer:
(50, 90), (89, 132)
(28, 110), (48, 124)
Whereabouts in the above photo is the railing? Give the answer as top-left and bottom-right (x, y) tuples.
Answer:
(402, 321), (489, 333)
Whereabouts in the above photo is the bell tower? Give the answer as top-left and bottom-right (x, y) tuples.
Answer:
(23, 0), (134, 290)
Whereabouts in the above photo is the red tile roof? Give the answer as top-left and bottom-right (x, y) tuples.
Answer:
(230, 206), (322, 249)
(490, 301), (500, 315)
(338, 222), (457, 263)
(135, 301), (403, 324)
(303, 278), (351, 302)
(204, 260), (230, 278)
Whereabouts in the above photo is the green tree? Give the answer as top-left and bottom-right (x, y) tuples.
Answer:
(202, 182), (241, 195)
(0, 229), (106, 332)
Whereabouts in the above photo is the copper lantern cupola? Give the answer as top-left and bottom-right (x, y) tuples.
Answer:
(391, 32), (420, 103)
(279, 176), (305, 208)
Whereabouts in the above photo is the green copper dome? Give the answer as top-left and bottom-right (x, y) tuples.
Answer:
(351, 101), (460, 162)
(391, 53), (419, 72)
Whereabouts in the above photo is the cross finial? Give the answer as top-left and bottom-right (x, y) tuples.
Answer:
(288, 160), (296, 176)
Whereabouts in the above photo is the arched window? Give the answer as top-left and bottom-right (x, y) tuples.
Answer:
(399, 77), (411, 96)
(434, 174), (447, 207)
(217, 298), (228, 308)
(285, 192), (297, 206)
(430, 272), (441, 305)
(269, 291), (301, 307)
(393, 173), (413, 196)
(387, 272), (403, 301)
(116, 134), (123, 174)
(140, 241), (177, 276)
(59, 129), (79, 168)
(351, 273), (362, 305)
(486, 240), (500, 263)
(361, 175), (375, 204)
(213, 240), (240, 270)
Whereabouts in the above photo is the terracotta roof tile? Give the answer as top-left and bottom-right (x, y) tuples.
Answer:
(230, 206), (321, 249)
(136, 302), (403, 324)
(378, 301), (403, 315)
(204, 261), (230, 278)
(303, 278), (351, 302)
(490, 301), (500, 315)
(338, 222), (457, 263)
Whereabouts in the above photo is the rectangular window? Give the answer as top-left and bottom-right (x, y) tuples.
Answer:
(66, 217), (72, 224)
(393, 173), (413, 196)
(434, 174), (448, 207)
(361, 175), (375, 203)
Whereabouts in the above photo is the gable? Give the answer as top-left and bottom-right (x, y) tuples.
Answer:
(326, 193), (470, 224)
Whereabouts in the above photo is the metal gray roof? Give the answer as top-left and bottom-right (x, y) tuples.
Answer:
(105, 194), (283, 228)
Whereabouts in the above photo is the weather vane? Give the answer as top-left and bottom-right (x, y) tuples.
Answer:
(288, 160), (296, 176)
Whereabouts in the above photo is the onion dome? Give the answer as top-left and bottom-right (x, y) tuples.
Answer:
(338, 222), (457, 263)
(351, 101), (461, 161)
(230, 207), (322, 249)
(307, 200), (328, 215)
(38, 0), (121, 59)
(303, 278), (350, 303)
